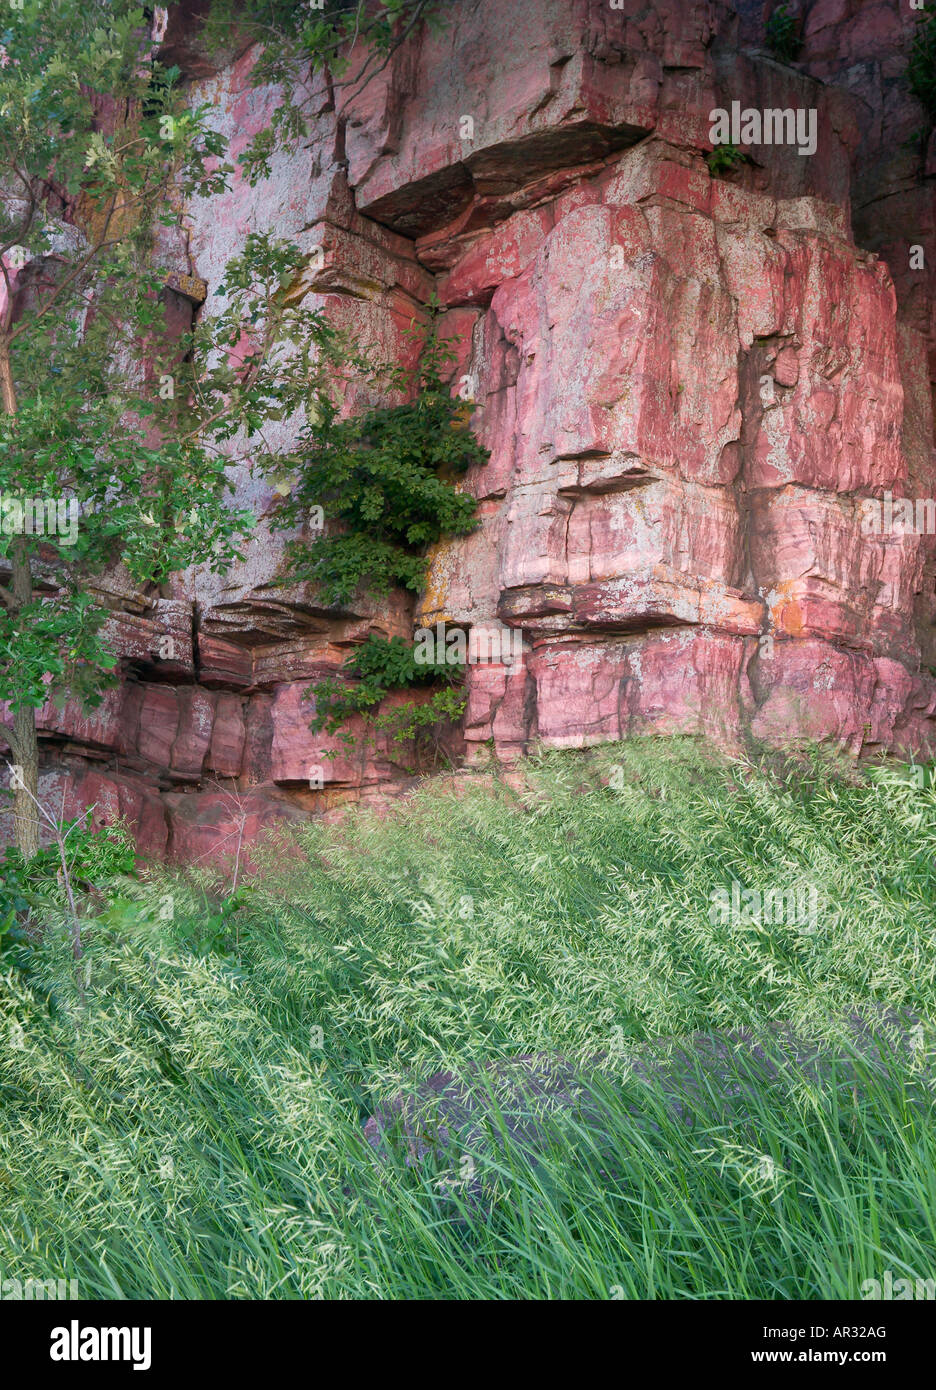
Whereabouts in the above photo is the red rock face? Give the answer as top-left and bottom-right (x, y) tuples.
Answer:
(6, 0), (935, 862)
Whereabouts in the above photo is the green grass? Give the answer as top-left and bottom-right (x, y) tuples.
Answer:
(1, 740), (935, 1299)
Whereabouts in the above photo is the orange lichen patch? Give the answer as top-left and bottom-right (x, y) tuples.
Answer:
(413, 542), (455, 626)
(72, 101), (148, 246)
(165, 271), (208, 303)
(74, 183), (142, 246)
(769, 584), (806, 637)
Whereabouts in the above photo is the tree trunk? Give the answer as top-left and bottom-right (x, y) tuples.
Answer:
(0, 340), (41, 858)
(11, 695), (40, 860)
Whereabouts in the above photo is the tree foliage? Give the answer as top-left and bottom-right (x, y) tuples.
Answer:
(0, 1), (350, 852)
(204, 0), (445, 186)
(0, 0), (467, 854)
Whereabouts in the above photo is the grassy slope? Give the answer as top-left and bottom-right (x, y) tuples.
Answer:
(1, 740), (934, 1298)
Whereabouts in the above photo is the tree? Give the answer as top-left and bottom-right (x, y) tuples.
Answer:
(0, 1), (343, 855)
(0, 0), (440, 857)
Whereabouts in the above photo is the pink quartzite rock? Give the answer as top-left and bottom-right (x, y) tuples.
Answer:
(14, 0), (935, 864)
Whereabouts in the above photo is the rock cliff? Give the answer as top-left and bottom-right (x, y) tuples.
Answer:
(17, 0), (936, 864)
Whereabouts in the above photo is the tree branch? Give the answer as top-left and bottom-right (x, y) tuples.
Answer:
(0, 724), (25, 763)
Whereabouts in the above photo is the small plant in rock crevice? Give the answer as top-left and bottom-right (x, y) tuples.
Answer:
(765, 5), (803, 63)
(307, 633), (466, 773)
(705, 143), (751, 177)
(270, 299), (486, 760)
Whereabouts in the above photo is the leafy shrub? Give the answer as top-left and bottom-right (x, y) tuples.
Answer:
(94, 881), (253, 959)
(308, 633), (465, 768)
(765, 4), (803, 62)
(371, 684), (467, 749)
(705, 143), (750, 176)
(269, 300), (487, 607)
(309, 633), (456, 731)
